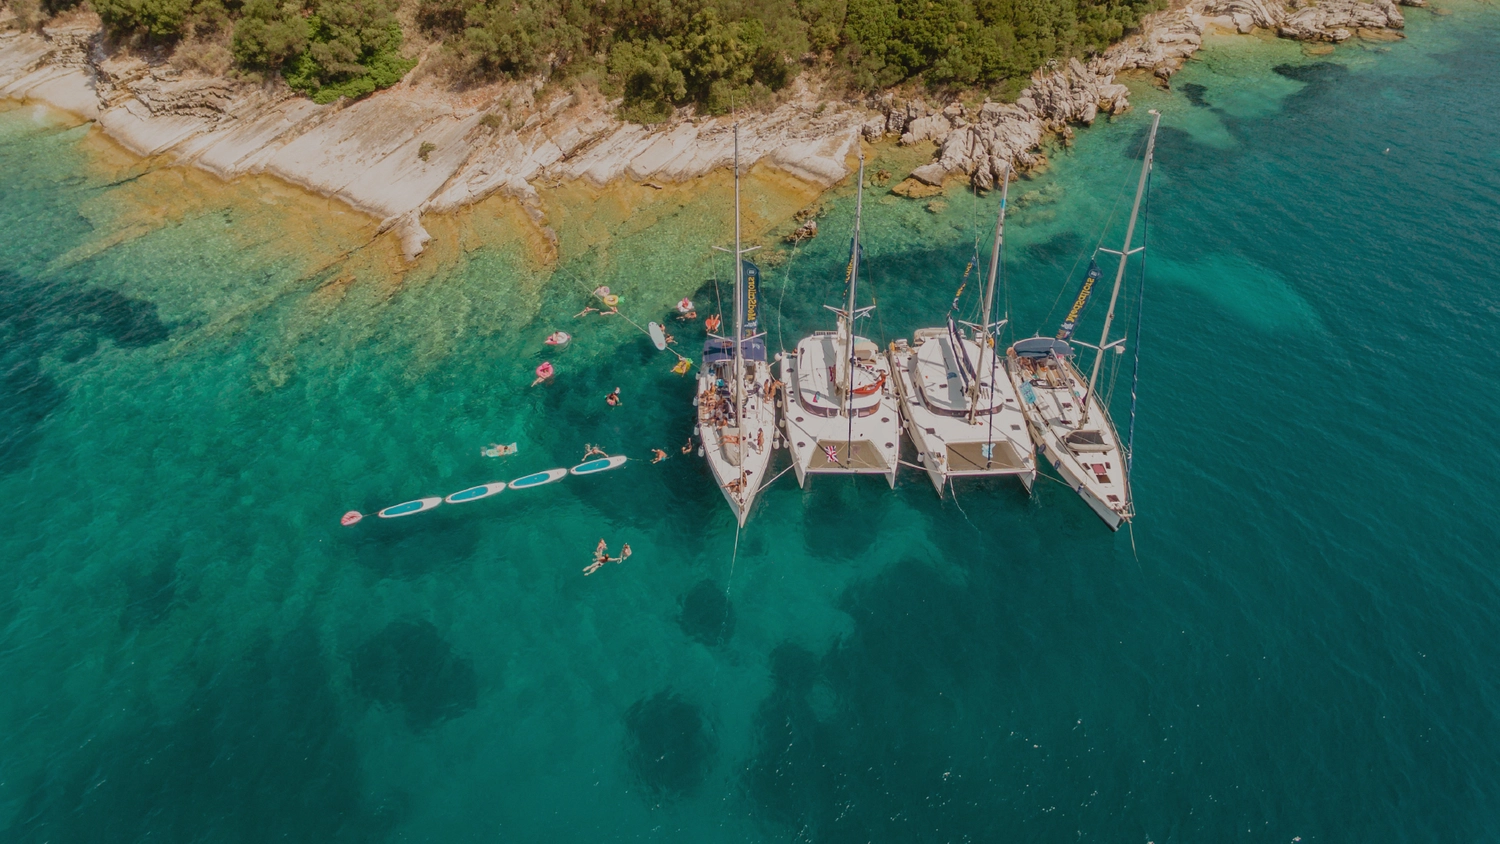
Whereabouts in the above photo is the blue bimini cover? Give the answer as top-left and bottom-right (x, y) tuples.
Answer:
(1012, 337), (1075, 359)
(702, 336), (767, 364)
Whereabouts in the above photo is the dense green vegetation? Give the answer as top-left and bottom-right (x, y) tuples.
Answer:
(20, 0), (1160, 112)
(413, 0), (1160, 116)
(232, 0), (415, 103)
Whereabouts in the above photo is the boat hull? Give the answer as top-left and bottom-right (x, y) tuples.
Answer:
(698, 359), (778, 526)
(1009, 350), (1131, 531)
(779, 333), (900, 490)
(889, 334), (1036, 498)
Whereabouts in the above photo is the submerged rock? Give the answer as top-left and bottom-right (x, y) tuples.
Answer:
(351, 620), (478, 730)
(624, 691), (716, 797)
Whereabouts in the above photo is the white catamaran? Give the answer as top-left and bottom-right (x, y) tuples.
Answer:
(696, 125), (778, 526)
(889, 163), (1036, 496)
(1008, 110), (1161, 531)
(779, 153), (900, 488)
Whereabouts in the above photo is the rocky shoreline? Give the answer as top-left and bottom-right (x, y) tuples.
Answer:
(0, 0), (1421, 261)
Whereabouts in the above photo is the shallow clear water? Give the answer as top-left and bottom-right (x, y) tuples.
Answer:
(3, 7), (1499, 841)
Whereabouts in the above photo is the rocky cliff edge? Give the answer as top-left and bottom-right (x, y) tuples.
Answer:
(0, 0), (1419, 261)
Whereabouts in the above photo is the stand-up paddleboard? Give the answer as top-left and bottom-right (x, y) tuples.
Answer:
(445, 482), (506, 504)
(648, 322), (667, 350)
(510, 468), (568, 489)
(378, 497), (442, 518)
(570, 455), (628, 475)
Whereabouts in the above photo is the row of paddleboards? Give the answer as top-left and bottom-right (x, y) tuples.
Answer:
(373, 456), (627, 519)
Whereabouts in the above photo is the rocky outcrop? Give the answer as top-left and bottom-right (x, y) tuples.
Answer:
(1276, 0), (1405, 41)
(863, 0), (1413, 189)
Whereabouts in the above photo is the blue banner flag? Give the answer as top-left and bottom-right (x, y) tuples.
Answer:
(1057, 260), (1103, 341)
(741, 260), (760, 336)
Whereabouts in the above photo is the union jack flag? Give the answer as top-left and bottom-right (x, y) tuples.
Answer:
(823, 444), (840, 464)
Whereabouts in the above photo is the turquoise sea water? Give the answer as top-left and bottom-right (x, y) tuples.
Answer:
(3, 6), (1499, 840)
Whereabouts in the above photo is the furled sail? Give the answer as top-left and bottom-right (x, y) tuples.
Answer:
(948, 314), (977, 391)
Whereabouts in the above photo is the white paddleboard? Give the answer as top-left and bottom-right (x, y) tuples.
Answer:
(378, 497), (443, 518)
(510, 468), (569, 489)
(648, 322), (667, 351)
(445, 482), (506, 504)
(570, 455), (628, 475)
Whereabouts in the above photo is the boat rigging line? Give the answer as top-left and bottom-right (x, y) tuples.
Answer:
(1082, 110), (1159, 426)
(1126, 158), (1154, 485)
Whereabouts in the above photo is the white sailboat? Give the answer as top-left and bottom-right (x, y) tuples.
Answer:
(889, 163), (1036, 496)
(696, 125), (778, 526)
(778, 153), (900, 488)
(1008, 110), (1161, 531)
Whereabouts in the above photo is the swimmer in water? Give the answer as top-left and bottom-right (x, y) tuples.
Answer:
(584, 538), (610, 575)
(605, 387), (622, 407)
(681, 438), (693, 454)
(583, 444), (608, 459)
(575, 306), (599, 317)
(652, 448), (667, 463)
(617, 544), (632, 564)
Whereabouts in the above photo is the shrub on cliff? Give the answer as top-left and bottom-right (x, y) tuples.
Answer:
(94, 0), (227, 39)
(842, 0), (1159, 91)
(415, 0), (800, 120)
(410, 0), (1155, 118)
(232, 0), (415, 103)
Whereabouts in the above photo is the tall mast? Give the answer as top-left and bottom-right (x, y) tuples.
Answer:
(844, 154), (865, 419)
(970, 161), (1011, 424)
(733, 124), (746, 487)
(1083, 110), (1160, 425)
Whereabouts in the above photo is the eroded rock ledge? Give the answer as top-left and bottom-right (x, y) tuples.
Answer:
(0, 0), (1419, 260)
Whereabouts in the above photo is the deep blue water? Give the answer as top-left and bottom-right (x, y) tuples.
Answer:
(2, 6), (1499, 841)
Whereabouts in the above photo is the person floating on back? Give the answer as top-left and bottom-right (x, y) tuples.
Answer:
(584, 539), (610, 575)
